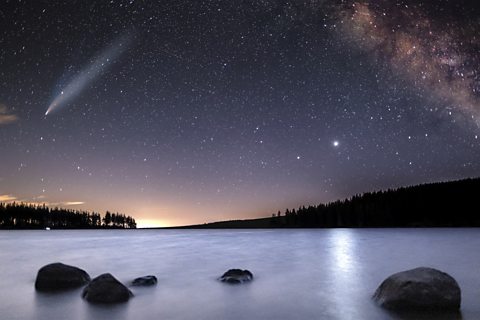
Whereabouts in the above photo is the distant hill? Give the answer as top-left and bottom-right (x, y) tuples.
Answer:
(176, 178), (480, 229)
(0, 202), (136, 229)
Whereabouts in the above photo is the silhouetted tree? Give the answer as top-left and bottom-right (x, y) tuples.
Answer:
(267, 178), (480, 228)
(103, 211), (112, 226)
(0, 203), (136, 229)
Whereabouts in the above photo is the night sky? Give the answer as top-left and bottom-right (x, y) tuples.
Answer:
(1, 0), (479, 227)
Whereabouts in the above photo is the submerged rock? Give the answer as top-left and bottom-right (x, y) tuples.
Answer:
(82, 273), (133, 303)
(219, 269), (253, 284)
(131, 275), (157, 286)
(35, 262), (90, 291)
(373, 267), (461, 311)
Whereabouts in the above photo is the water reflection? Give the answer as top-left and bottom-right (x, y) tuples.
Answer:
(3, 229), (480, 319)
(326, 229), (464, 320)
(84, 300), (130, 320)
(387, 309), (463, 320)
(33, 286), (131, 320)
(326, 229), (363, 319)
(329, 229), (356, 273)
(33, 289), (84, 320)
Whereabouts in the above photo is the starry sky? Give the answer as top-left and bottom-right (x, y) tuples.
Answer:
(1, 0), (479, 227)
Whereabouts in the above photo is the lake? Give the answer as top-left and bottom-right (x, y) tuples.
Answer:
(0, 229), (479, 319)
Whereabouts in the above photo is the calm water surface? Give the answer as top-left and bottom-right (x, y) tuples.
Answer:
(0, 229), (479, 320)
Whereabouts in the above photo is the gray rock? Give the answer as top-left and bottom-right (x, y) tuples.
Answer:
(373, 267), (461, 311)
(219, 269), (253, 284)
(35, 262), (90, 291)
(82, 273), (133, 303)
(131, 275), (157, 286)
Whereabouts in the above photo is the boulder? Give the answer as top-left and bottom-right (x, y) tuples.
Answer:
(373, 267), (461, 311)
(35, 262), (90, 291)
(82, 273), (133, 303)
(219, 269), (253, 284)
(131, 275), (157, 286)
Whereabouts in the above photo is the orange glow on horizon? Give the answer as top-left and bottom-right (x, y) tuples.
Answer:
(136, 219), (171, 228)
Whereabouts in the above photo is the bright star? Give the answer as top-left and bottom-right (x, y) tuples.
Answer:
(333, 140), (339, 147)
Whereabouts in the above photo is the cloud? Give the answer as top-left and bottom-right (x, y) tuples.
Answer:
(0, 104), (18, 125)
(0, 194), (17, 202)
(39, 201), (85, 207)
(30, 200), (85, 207)
(0, 194), (84, 207)
(61, 201), (85, 206)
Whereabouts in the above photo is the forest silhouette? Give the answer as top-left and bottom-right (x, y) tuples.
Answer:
(0, 203), (136, 229)
(2, 178), (478, 229)
(185, 178), (480, 228)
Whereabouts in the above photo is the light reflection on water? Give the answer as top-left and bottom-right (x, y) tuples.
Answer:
(0, 229), (479, 320)
(330, 229), (356, 273)
(327, 229), (366, 319)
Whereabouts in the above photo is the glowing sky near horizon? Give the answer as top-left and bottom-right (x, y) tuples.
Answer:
(1, 0), (480, 227)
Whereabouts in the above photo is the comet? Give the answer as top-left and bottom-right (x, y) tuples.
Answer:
(45, 32), (133, 116)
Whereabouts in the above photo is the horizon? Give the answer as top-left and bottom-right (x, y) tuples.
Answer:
(1, 1), (480, 228)
(1, 176), (478, 228)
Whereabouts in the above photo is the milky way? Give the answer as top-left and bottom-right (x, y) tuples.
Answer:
(1, 1), (479, 227)
(333, 0), (480, 122)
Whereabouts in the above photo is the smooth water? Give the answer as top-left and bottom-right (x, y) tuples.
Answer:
(0, 229), (479, 320)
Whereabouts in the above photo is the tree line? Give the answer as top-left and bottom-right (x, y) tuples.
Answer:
(269, 178), (480, 228)
(0, 202), (136, 229)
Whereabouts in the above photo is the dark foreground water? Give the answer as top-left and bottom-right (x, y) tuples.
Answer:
(0, 229), (479, 320)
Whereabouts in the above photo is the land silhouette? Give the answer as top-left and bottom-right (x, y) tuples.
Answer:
(175, 178), (480, 229)
(2, 178), (479, 229)
(0, 203), (136, 229)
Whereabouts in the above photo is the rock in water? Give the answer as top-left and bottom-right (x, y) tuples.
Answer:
(82, 273), (133, 303)
(373, 267), (461, 311)
(131, 275), (157, 286)
(35, 262), (90, 291)
(219, 269), (253, 284)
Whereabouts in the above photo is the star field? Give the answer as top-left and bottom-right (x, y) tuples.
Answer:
(0, 0), (479, 227)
